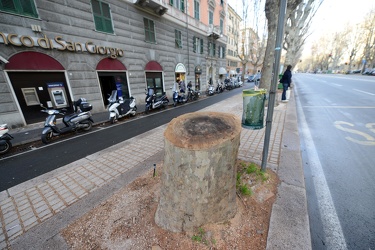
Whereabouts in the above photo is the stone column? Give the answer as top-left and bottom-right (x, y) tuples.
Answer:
(155, 111), (241, 232)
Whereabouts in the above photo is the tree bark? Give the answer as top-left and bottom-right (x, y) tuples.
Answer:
(155, 112), (241, 232)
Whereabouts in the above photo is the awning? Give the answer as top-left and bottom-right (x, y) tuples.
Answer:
(218, 67), (226, 75)
(175, 63), (186, 73)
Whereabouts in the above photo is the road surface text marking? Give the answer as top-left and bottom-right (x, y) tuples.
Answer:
(334, 121), (375, 146)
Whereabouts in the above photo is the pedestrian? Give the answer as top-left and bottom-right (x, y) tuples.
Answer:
(254, 70), (261, 90)
(280, 65), (292, 102)
(179, 80), (185, 93)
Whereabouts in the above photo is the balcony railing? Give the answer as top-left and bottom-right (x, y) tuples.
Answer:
(208, 24), (222, 39)
(133, 0), (168, 15)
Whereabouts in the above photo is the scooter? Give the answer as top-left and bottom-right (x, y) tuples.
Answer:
(0, 124), (13, 155)
(108, 90), (137, 124)
(187, 86), (200, 101)
(224, 78), (233, 90)
(206, 83), (215, 96)
(144, 88), (169, 114)
(215, 81), (224, 93)
(40, 98), (94, 144)
(172, 88), (187, 107)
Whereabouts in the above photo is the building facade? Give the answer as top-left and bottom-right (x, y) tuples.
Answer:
(0, 0), (227, 128)
(225, 4), (241, 77)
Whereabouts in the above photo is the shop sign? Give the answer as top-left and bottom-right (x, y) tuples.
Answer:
(0, 32), (124, 59)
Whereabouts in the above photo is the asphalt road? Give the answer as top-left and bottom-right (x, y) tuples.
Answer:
(294, 73), (375, 249)
(0, 86), (246, 192)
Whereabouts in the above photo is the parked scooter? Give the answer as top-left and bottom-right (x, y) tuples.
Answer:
(224, 78), (233, 90)
(0, 124), (13, 155)
(172, 89), (187, 106)
(187, 86), (200, 101)
(215, 80), (224, 93)
(40, 98), (94, 144)
(144, 88), (169, 114)
(107, 90), (137, 124)
(206, 83), (215, 96)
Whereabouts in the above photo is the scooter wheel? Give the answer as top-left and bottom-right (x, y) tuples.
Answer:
(81, 120), (93, 131)
(0, 141), (12, 155)
(110, 116), (116, 124)
(41, 132), (53, 144)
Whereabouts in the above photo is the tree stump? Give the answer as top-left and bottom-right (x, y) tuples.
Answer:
(155, 111), (242, 232)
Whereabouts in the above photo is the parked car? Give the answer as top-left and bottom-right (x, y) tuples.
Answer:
(247, 75), (255, 82)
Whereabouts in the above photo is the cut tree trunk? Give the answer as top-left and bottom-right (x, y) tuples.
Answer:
(155, 111), (242, 232)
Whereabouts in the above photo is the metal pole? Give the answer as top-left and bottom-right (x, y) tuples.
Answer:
(261, 0), (287, 171)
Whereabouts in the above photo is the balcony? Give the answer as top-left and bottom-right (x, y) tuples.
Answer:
(133, 0), (168, 15)
(208, 25), (222, 40)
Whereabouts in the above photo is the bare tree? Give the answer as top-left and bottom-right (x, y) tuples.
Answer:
(235, 0), (250, 82)
(344, 24), (363, 72)
(260, 0), (302, 91)
(360, 8), (375, 72)
(283, 0), (323, 67)
(248, 0), (267, 74)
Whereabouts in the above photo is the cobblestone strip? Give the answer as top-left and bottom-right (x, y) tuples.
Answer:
(0, 125), (166, 248)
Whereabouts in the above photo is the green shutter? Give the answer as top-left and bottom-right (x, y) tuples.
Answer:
(169, 0), (173, 5)
(200, 39), (203, 54)
(193, 36), (196, 53)
(91, 0), (114, 33)
(180, 0), (184, 12)
(0, 0), (38, 18)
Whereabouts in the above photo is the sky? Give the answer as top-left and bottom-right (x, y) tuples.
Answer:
(227, 0), (375, 55)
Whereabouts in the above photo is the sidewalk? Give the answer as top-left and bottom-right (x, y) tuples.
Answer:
(0, 90), (311, 249)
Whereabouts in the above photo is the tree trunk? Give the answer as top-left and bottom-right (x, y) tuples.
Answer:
(155, 112), (242, 232)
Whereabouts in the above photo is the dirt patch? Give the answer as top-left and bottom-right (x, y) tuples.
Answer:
(61, 160), (279, 250)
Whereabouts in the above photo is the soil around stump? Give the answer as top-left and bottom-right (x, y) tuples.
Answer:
(164, 112), (241, 150)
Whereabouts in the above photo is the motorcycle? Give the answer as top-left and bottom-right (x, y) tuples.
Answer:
(145, 88), (169, 114)
(107, 90), (137, 124)
(0, 124), (13, 155)
(40, 98), (94, 144)
(187, 86), (200, 101)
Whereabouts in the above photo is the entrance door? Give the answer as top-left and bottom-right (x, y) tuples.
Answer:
(8, 72), (70, 124)
(145, 72), (163, 96)
(98, 72), (129, 106)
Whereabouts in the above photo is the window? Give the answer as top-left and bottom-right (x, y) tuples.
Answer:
(220, 19), (223, 34)
(219, 46), (225, 58)
(21, 88), (40, 106)
(193, 36), (204, 54)
(144, 18), (156, 43)
(175, 29), (182, 48)
(0, 0), (38, 18)
(170, 0), (184, 12)
(194, 0), (200, 20)
(209, 10), (213, 25)
(208, 42), (215, 57)
(91, 0), (114, 33)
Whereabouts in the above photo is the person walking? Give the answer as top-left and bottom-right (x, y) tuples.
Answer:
(254, 70), (261, 90)
(280, 65), (292, 102)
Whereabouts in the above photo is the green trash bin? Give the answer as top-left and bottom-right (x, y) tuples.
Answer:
(278, 74), (283, 89)
(242, 89), (266, 130)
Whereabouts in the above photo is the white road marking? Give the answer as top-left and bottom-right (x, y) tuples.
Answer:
(353, 88), (375, 96)
(295, 87), (348, 249)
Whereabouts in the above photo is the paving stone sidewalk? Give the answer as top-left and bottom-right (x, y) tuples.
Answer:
(0, 93), (287, 249)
